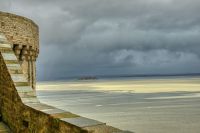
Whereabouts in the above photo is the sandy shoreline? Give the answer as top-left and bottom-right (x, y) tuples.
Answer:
(37, 77), (200, 93)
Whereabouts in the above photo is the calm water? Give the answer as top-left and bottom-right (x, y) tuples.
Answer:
(36, 76), (200, 133)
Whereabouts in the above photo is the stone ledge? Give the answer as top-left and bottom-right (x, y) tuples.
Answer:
(0, 43), (12, 48)
(1, 53), (17, 61)
(4, 60), (18, 64)
(11, 74), (27, 83)
(21, 97), (40, 103)
(84, 125), (121, 133)
(16, 86), (33, 92)
(26, 103), (57, 111)
(51, 112), (79, 119)
(0, 48), (13, 53)
(114, 131), (134, 133)
(42, 108), (67, 114)
(18, 91), (36, 98)
(61, 117), (105, 128)
(14, 82), (29, 86)
(8, 69), (23, 74)
(6, 64), (21, 69)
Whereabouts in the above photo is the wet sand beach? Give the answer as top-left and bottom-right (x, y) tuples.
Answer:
(37, 76), (200, 133)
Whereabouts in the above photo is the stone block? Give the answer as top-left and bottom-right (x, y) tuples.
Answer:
(0, 43), (12, 48)
(11, 74), (27, 82)
(1, 53), (17, 61)
(61, 117), (105, 128)
(25, 103), (54, 111)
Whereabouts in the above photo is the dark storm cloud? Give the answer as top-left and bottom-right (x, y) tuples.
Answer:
(1, 0), (200, 80)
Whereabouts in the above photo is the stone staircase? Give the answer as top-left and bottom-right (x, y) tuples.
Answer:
(0, 33), (129, 132)
(0, 44), (36, 102)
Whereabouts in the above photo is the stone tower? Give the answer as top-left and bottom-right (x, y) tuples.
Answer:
(0, 11), (39, 89)
(0, 11), (130, 133)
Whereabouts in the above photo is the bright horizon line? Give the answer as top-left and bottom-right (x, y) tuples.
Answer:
(37, 72), (200, 82)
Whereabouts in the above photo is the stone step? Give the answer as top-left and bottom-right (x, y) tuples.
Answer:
(4, 60), (18, 64)
(25, 103), (55, 111)
(0, 47), (13, 53)
(0, 43), (12, 49)
(61, 117), (105, 128)
(42, 108), (70, 115)
(21, 97), (40, 103)
(25, 103), (80, 120)
(84, 125), (123, 133)
(0, 33), (9, 44)
(16, 86), (36, 98)
(6, 64), (21, 70)
(25, 103), (79, 120)
(4, 58), (23, 74)
(0, 40), (11, 44)
(8, 69), (23, 74)
(18, 91), (36, 98)
(0, 34), (6, 40)
(1, 53), (17, 61)
(11, 74), (27, 82)
(37, 107), (80, 119)
(114, 131), (134, 133)
(6, 64), (22, 74)
(16, 86), (33, 92)
(51, 111), (79, 119)
(14, 82), (29, 86)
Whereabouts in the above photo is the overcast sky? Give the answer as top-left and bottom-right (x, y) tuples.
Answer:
(1, 0), (200, 80)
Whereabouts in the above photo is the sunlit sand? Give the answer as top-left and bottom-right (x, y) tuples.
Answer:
(37, 77), (200, 93)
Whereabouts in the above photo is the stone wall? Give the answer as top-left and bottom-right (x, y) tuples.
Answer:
(0, 11), (39, 50)
(0, 32), (126, 133)
(0, 11), (39, 89)
(0, 50), (87, 133)
(0, 35), (123, 133)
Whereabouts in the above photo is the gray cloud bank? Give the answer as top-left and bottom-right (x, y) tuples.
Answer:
(1, 0), (200, 80)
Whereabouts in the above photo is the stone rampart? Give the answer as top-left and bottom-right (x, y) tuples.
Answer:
(0, 12), (130, 133)
(0, 34), (122, 133)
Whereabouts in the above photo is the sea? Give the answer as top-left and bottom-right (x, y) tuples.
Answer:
(36, 75), (200, 133)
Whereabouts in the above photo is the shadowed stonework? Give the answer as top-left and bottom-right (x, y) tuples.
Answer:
(0, 12), (132, 133)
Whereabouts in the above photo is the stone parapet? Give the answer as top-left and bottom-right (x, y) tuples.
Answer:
(0, 11), (39, 53)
